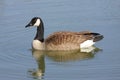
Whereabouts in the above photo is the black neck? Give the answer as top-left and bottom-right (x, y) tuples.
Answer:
(34, 20), (44, 42)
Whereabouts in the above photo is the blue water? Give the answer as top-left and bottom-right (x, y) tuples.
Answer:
(0, 0), (120, 80)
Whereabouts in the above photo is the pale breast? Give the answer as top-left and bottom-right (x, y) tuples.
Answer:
(32, 40), (45, 50)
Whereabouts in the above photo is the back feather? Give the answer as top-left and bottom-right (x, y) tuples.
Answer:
(45, 31), (103, 50)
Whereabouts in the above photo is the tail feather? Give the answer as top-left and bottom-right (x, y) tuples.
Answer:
(92, 33), (104, 42)
(83, 32), (104, 42)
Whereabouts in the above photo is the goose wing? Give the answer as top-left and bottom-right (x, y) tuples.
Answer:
(45, 31), (103, 50)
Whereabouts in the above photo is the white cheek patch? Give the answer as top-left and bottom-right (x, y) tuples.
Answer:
(80, 40), (95, 48)
(34, 19), (41, 27)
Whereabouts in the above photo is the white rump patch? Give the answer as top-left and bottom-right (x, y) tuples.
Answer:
(32, 40), (45, 50)
(80, 40), (95, 48)
(34, 19), (41, 27)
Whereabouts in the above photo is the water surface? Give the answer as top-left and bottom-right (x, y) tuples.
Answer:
(0, 0), (120, 80)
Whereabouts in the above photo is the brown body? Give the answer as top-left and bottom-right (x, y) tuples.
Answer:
(45, 31), (99, 50)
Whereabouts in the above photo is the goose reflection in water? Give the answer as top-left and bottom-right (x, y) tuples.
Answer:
(29, 50), (45, 79)
(29, 46), (101, 79)
(46, 46), (101, 62)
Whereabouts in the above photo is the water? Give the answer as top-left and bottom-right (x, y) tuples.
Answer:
(0, 0), (120, 80)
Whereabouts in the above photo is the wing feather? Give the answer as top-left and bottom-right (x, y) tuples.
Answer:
(45, 31), (102, 50)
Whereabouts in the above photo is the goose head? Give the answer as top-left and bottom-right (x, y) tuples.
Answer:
(25, 17), (42, 27)
(25, 17), (44, 42)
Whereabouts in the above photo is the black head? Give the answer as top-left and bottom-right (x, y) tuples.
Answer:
(25, 17), (44, 42)
(25, 17), (42, 28)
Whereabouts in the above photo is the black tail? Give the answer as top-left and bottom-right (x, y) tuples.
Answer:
(91, 33), (104, 42)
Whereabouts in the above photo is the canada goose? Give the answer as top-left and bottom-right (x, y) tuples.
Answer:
(25, 17), (103, 50)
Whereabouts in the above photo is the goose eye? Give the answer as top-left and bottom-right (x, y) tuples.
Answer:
(32, 19), (37, 24)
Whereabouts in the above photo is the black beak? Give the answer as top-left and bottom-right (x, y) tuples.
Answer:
(25, 23), (32, 28)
